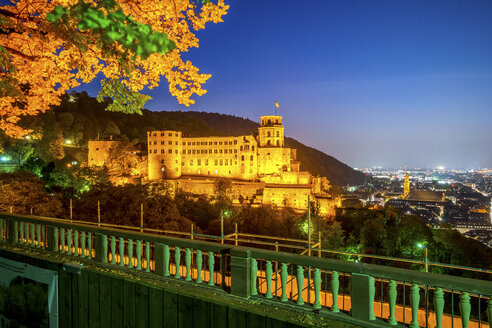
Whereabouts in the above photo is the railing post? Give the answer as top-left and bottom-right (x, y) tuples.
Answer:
(47, 225), (59, 252)
(230, 247), (251, 298)
(95, 233), (108, 263)
(7, 219), (18, 243)
(350, 273), (376, 321)
(155, 243), (170, 277)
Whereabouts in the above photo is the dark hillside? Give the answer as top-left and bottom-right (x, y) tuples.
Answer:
(21, 92), (366, 186)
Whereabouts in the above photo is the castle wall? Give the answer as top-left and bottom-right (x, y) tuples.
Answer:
(88, 140), (120, 166)
(263, 185), (311, 210)
(257, 147), (291, 175)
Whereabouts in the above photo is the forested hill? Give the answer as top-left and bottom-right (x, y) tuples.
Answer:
(23, 92), (366, 186)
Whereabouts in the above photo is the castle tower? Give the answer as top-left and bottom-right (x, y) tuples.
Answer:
(403, 171), (410, 198)
(148, 130), (182, 180)
(258, 115), (284, 147)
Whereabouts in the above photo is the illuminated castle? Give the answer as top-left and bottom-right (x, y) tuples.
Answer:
(146, 115), (336, 214)
(147, 115), (310, 185)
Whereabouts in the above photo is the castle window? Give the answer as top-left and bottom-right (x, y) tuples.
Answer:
(176, 168), (179, 171)
(240, 146), (243, 151)
(277, 140), (280, 146)
(161, 133), (165, 136)
(229, 149), (232, 154)
(168, 149), (172, 154)
(161, 149), (165, 154)
(214, 141), (217, 145)
(219, 141), (222, 145)
(192, 150), (196, 154)
(175, 141), (178, 145)
(161, 167), (165, 172)
(161, 141), (165, 145)
(198, 159), (201, 165)
(220, 159), (223, 165)
(188, 142), (191, 145)
(154, 149), (157, 153)
(250, 155), (253, 161)
(175, 150), (178, 154)
(168, 141), (172, 145)
(230, 159), (233, 165)
(276, 131), (279, 137)
(219, 149), (223, 154)
(245, 145), (249, 150)
(268, 119), (271, 125)
(241, 155), (244, 161)
(209, 141), (212, 145)
(161, 159), (165, 164)
(154, 141), (157, 145)
(188, 150), (191, 154)
(153, 133), (157, 137)
(215, 159), (218, 165)
(225, 160), (228, 166)
(175, 133), (178, 137)
(214, 149), (218, 154)
(234, 150), (237, 153)
(234, 140), (237, 145)
(148, 149), (151, 154)
(148, 141), (151, 145)
(182, 162), (184, 166)
(205, 159), (209, 166)
(190, 160), (193, 166)
(209, 149), (212, 154)
(267, 131), (271, 137)
(267, 140), (271, 145)
(192, 142), (195, 145)
(169, 133), (172, 137)
(252, 146), (255, 151)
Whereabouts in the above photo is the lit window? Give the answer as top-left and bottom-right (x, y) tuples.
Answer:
(168, 141), (172, 145)
(161, 149), (165, 154)
(192, 142), (195, 145)
(209, 142), (212, 145)
(219, 141), (222, 145)
(161, 133), (165, 137)
(234, 140), (237, 145)
(214, 149), (218, 154)
(234, 150), (237, 153)
(214, 141), (217, 145)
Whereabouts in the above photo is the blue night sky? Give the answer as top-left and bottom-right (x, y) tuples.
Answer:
(76, 0), (492, 169)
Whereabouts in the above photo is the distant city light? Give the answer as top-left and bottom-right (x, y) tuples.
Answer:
(25, 135), (31, 140)
(438, 166), (444, 170)
(65, 139), (72, 145)
(1, 156), (8, 162)
(72, 161), (78, 165)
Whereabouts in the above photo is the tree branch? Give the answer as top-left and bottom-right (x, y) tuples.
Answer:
(2, 45), (36, 60)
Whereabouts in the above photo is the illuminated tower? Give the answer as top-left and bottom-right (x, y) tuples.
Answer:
(403, 171), (410, 198)
(258, 115), (284, 147)
(148, 130), (182, 180)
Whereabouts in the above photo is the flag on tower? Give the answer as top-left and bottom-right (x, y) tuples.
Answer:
(275, 101), (279, 108)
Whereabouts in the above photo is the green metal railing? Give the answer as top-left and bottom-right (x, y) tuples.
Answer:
(1, 213), (491, 328)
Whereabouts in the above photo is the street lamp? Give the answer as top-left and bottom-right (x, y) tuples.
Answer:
(417, 242), (428, 272)
(220, 209), (231, 244)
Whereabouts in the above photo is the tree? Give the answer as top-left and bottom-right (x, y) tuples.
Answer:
(0, 0), (229, 137)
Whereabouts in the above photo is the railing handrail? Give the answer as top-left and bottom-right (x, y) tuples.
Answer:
(245, 246), (492, 295)
(0, 213), (231, 254)
(2, 212), (492, 293)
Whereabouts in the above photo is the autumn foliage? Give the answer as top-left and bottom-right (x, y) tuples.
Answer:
(0, 0), (229, 138)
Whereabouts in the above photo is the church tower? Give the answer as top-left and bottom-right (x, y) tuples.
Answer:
(403, 171), (410, 198)
(258, 115), (284, 147)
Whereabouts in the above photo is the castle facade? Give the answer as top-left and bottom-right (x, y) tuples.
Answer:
(147, 115), (310, 185)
